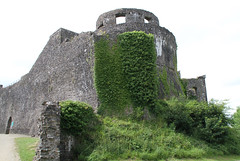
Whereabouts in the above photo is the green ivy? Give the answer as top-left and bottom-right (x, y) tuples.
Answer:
(94, 31), (158, 115)
(118, 31), (158, 108)
(180, 78), (188, 96)
(94, 37), (130, 114)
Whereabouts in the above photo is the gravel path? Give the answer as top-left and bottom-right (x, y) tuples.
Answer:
(0, 134), (29, 161)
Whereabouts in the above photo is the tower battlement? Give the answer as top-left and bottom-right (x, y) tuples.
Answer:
(96, 8), (159, 29)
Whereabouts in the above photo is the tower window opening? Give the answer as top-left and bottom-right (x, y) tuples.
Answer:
(98, 22), (104, 29)
(193, 87), (197, 93)
(116, 13), (126, 24)
(116, 16), (126, 24)
(144, 17), (152, 23)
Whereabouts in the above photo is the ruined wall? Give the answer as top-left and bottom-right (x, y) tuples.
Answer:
(0, 8), (207, 135)
(183, 75), (208, 102)
(0, 28), (97, 135)
(34, 102), (61, 161)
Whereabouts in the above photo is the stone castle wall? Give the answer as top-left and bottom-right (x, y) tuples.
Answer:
(0, 8), (207, 135)
(0, 28), (97, 135)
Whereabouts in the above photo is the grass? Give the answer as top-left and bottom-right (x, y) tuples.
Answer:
(15, 137), (39, 161)
(168, 155), (240, 161)
(12, 129), (240, 161)
(86, 117), (233, 161)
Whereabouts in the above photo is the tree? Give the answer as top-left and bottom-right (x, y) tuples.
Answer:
(233, 107), (240, 131)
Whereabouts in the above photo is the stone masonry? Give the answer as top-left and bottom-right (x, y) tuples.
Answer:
(34, 102), (60, 161)
(183, 75), (208, 102)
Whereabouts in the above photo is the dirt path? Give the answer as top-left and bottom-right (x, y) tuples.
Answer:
(0, 134), (29, 161)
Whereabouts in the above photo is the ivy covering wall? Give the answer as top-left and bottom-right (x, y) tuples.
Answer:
(94, 31), (158, 115)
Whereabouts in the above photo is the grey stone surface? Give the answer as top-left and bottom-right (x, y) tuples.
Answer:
(183, 75), (208, 102)
(0, 8), (207, 136)
(34, 102), (60, 161)
(34, 102), (75, 161)
(0, 28), (97, 135)
(94, 8), (182, 99)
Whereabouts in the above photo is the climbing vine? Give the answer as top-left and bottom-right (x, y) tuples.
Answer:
(118, 31), (158, 108)
(158, 67), (170, 95)
(94, 31), (158, 114)
(94, 37), (130, 114)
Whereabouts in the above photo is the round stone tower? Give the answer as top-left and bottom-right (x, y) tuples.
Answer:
(94, 8), (183, 98)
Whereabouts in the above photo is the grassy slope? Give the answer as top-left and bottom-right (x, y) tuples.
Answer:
(169, 155), (240, 161)
(13, 119), (240, 161)
(86, 117), (238, 161)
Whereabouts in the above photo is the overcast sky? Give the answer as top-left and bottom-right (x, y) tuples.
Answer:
(0, 0), (239, 113)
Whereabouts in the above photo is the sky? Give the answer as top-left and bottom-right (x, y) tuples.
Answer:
(0, 0), (239, 113)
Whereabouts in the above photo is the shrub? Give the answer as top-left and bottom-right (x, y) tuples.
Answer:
(60, 100), (99, 137)
(161, 97), (231, 144)
(60, 101), (101, 160)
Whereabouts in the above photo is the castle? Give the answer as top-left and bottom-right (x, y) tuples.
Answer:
(0, 8), (207, 135)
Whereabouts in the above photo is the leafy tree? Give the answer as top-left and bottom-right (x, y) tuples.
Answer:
(233, 106), (240, 131)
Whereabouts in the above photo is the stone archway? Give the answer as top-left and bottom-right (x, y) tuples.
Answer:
(5, 117), (12, 134)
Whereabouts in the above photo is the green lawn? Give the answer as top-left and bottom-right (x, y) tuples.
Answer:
(15, 137), (39, 161)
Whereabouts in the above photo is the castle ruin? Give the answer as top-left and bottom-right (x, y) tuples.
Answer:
(0, 8), (207, 135)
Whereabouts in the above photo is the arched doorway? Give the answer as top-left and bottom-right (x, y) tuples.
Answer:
(5, 117), (12, 134)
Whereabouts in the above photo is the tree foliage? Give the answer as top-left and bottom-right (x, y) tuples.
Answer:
(233, 106), (240, 131)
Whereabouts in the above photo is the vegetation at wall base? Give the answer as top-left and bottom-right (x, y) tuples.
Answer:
(59, 31), (240, 160)
(59, 98), (240, 161)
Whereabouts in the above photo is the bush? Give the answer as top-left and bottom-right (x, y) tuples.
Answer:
(161, 97), (231, 144)
(60, 100), (99, 137)
(60, 101), (101, 160)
